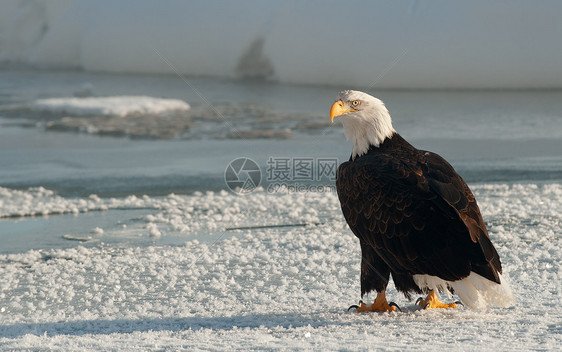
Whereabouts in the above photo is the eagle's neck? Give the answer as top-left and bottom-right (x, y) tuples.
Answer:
(340, 108), (396, 160)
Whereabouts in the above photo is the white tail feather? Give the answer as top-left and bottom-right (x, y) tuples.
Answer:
(413, 272), (515, 310)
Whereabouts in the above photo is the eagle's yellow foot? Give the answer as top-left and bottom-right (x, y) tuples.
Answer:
(416, 290), (460, 309)
(349, 291), (400, 312)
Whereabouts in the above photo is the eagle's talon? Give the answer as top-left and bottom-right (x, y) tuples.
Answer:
(455, 300), (464, 307)
(348, 300), (364, 311)
(415, 297), (423, 305)
(418, 290), (460, 309)
(389, 301), (402, 312)
(354, 293), (397, 312)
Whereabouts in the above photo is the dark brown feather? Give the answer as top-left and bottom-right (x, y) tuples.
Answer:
(337, 133), (503, 297)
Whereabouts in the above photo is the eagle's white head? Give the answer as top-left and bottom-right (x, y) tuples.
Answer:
(330, 90), (396, 159)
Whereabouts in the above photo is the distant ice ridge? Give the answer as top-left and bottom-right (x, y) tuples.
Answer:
(17, 95), (322, 140)
(1, 1), (562, 88)
(30, 96), (190, 117)
(24, 96), (193, 139)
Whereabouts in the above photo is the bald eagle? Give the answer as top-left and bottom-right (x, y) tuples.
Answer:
(330, 90), (514, 311)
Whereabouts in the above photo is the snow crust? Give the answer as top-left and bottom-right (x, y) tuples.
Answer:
(1, 1), (562, 88)
(0, 187), (155, 218)
(30, 96), (190, 117)
(0, 184), (560, 350)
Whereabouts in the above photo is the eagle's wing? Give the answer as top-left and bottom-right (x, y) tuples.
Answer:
(336, 152), (501, 285)
(422, 151), (502, 282)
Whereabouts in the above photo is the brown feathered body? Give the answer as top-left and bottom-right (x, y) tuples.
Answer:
(336, 133), (502, 299)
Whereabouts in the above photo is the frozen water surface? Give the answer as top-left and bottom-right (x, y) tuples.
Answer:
(0, 185), (560, 350)
(0, 70), (561, 350)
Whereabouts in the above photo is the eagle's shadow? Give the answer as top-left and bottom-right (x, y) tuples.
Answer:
(0, 304), (464, 339)
(0, 312), (358, 339)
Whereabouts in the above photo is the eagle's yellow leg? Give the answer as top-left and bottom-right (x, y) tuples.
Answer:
(417, 290), (458, 309)
(355, 291), (397, 312)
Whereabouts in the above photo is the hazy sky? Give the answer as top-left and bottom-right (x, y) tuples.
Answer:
(1, 0), (562, 88)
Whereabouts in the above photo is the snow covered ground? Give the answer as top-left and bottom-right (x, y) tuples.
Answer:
(0, 184), (560, 350)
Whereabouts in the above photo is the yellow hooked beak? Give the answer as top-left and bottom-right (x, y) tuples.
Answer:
(330, 100), (356, 123)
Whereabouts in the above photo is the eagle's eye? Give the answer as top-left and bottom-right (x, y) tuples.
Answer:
(351, 100), (360, 107)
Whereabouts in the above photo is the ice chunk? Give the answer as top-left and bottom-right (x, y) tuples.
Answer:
(30, 96), (190, 117)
